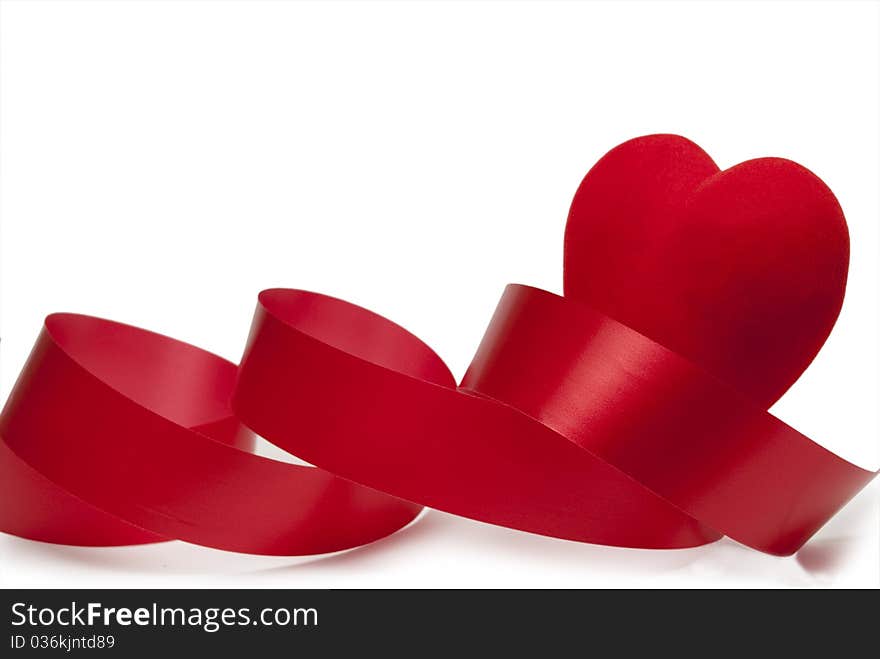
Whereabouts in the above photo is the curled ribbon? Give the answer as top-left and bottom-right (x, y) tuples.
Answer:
(0, 135), (875, 557)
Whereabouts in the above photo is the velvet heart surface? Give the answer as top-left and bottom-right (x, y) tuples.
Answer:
(564, 134), (849, 408)
(0, 135), (874, 560)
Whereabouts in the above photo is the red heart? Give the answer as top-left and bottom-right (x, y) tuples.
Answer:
(563, 134), (849, 407)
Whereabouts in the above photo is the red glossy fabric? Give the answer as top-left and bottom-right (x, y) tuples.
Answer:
(232, 289), (717, 549)
(463, 285), (875, 555)
(0, 315), (421, 555)
(0, 134), (874, 557)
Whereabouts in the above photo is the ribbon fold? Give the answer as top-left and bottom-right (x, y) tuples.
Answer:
(1, 135), (875, 558)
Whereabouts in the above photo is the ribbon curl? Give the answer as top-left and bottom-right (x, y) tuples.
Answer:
(1, 135), (875, 557)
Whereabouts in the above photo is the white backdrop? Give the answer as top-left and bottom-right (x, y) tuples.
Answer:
(1, 0), (877, 588)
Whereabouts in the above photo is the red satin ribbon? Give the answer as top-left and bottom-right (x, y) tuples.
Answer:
(1, 135), (875, 558)
(0, 313), (421, 554)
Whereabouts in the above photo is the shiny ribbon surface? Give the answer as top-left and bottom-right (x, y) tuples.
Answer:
(1, 135), (875, 557)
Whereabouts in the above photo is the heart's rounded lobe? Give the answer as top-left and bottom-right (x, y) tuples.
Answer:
(564, 134), (849, 407)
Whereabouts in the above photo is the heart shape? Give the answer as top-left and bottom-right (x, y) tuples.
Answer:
(563, 134), (849, 407)
(0, 134), (870, 558)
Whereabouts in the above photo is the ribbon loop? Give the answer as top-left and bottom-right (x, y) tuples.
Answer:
(1, 135), (875, 559)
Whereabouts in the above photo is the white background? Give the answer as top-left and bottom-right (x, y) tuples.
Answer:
(1, 0), (878, 588)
